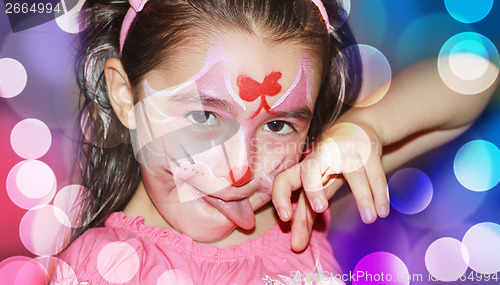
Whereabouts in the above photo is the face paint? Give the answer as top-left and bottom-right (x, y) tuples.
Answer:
(270, 60), (313, 110)
(130, 43), (318, 234)
(237, 71), (283, 118)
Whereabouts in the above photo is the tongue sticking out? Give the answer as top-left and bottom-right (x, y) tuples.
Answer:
(203, 196), (256, 230)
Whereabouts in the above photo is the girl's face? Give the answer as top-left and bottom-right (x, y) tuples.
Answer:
(131, 34), (322, 242)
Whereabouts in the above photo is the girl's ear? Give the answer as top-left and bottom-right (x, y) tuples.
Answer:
(104, 58), (137, 129)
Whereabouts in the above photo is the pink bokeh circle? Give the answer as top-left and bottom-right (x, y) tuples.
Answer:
(353, 251), (410, 285)
(0, 256), (31, 284)
(15, 258), (49, 285)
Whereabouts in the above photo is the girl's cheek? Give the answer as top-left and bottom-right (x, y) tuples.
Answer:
(249, 137), (305, 174)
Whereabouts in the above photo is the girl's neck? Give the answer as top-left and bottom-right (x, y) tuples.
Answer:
(123, 181), (279, 248)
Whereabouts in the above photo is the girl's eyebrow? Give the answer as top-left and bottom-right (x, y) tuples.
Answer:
(270, 107), (313, 121)
(170, 90), (237, 113)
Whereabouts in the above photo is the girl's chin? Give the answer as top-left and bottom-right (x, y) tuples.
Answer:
(180, 219), (237, 244)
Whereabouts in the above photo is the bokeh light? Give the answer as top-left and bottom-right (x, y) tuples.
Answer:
(19, 205), (70, 256)
(6, 161), (56, 210)
(322, 123), (372, 173)
(425, 237), (469, 281)
(34, 256), (59, 284)
(444, 0), (494, 23)
(55, 0), (86, 34)
(15, 258), (49, 285)
(16, 160), (56, 199)
(352, 44), (391, 107)
(453, 140), (500, 192)
(2, 21), (80, 131)
(0, 58), (28, 99)
(10, 118), (52, 159)
(50, 258), (78, 284)
(462, 222), (500, 274)
(438, 32), (499, 95)
(53, 184), (86, 228)
(0, 256), (31, 285)
(97, 242), (140, 283)
(395, 13), (474, 73)
(157, 269), (194, 285)
(389, 168), (433, 215)
(353, 252), (410, 285)
(399, 161), (487, 230)
(341, 0), (351, 17)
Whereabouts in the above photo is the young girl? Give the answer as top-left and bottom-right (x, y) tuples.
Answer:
(51, 0), (497, 283)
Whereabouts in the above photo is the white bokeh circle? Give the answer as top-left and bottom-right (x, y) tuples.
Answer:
(50, 258), (78, 285)
(16, 160), (57, 199)
(54, 184), (87, 228)
(0, 58), (28, 98)
(6, 161), (56, 209)
(19, 205), (71, 256)
(355, 44), (392, 107)
(425, 237), (470, 281)
(438, 32), (499, 95)
(462, 222), (500, 274)
(97, 242), (140, 283)
(55, 0), (86, 34)
(157, 269), (194, 285)
(10, 118), (52, 159)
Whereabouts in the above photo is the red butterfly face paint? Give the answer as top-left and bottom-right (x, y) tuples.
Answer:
(237, 71), (283, 118)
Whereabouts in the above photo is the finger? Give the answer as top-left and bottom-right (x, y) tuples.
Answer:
(272, 163), (302, 222)
(300, 159), (328, 213)
(323, 176), (346, 198)
(290, 191), (316, 252)
(364, 153), (390, 218)
(343, 160), (377, 224)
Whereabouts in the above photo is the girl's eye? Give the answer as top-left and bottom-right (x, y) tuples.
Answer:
(186, 111), (219, 126)
(263, 120), (295, 134)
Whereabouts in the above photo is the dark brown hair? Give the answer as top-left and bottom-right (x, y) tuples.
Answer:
(70, 0), (361, 246)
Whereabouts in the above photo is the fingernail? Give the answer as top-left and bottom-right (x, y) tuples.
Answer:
(363, 207), (375, 223)
(379, 206), (389, 218)
(279, 209), (289, 221)
(313, 197), (325, 212)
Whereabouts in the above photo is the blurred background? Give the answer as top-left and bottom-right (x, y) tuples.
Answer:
(1, 0), (499, 284)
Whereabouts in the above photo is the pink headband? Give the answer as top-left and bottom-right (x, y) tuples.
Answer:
(119, 0), (330, 53)
(312, 0), (331, 29)
(119, 0), (148, 52)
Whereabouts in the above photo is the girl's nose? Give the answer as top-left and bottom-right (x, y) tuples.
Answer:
(229, 165), (253, 187)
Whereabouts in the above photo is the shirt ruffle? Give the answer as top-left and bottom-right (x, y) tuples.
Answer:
(105, 211), (291, 261)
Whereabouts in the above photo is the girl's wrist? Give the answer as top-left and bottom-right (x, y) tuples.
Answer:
(332, 107), (387, 146)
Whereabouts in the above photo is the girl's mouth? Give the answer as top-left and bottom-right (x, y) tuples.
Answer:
(200, 195), (256, 230)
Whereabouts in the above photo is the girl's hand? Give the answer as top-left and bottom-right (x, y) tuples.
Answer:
(272, 122), (390, 252)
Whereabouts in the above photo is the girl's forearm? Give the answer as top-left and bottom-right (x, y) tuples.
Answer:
(334, 57), (498, 172)
(338, 57), (497, 145)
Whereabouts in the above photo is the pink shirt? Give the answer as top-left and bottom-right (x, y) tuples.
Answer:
(51, 212), (344, 284)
